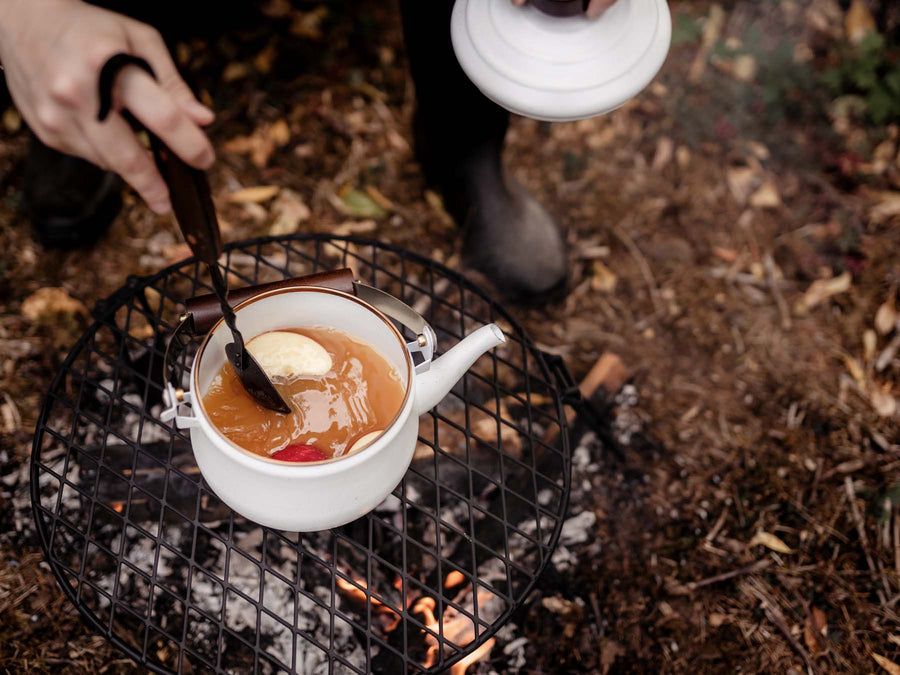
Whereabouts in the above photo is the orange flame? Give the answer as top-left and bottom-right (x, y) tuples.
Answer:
(336, 571), (496, 674)
(445, 571), (465, 589)
(450, 638), (495, 675)
(411, 584), (497, 674)
(335, 575), (401, 632)
(411, 596), (441, 668)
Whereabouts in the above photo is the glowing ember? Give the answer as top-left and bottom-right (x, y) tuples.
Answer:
(445, 570), (465, 588)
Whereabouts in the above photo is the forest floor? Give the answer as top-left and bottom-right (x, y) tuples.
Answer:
(4, 0), (900, 672)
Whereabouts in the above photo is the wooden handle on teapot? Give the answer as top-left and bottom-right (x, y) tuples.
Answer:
(185, 268), (356, 334)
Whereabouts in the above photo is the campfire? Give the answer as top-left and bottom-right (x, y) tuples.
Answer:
(30, 238), (578, 673)
(337, 569), (498, 673)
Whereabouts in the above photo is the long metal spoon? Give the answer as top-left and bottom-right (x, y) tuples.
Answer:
(98, 54), (290, 414)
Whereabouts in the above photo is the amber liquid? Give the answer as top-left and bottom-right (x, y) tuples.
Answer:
(202, 327), (406, 460)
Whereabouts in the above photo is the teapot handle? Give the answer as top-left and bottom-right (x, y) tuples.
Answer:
(530, 0), (589, 16)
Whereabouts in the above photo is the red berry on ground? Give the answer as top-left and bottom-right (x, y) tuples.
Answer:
(272, 444), (328, 463)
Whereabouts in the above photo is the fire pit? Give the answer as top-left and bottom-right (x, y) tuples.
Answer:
(30, 235), (579, 673)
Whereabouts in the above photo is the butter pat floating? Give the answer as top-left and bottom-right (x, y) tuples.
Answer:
(247, 331), (332, 378)
(348, 430), (383, 455)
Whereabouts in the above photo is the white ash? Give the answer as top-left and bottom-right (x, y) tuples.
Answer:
(502, 635), (529, 672)
(613, 384), (643, 446)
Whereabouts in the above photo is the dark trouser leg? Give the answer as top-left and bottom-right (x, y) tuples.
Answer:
(400, 0), (568, 301)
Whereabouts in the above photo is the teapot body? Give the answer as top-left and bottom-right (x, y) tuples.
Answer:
(185, 382), (419, 531)
(163, 285), (504, 531)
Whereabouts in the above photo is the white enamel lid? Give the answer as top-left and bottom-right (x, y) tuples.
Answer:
(451, 0), (672, 122)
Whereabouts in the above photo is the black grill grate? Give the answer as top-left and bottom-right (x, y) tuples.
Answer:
(30, 235), (574, 674)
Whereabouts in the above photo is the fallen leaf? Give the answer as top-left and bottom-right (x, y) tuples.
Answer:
(748, 531), (793, 554)
(241, 202), (269, 223)
(338, 187), (387, 219)
(600, 639), (624, 675)
(876, 296), (897, 335)
(268, 119), (291, 146)
(222, 61), (251, 83)
(290, 6), (328, 39)
(864, 329), (878, 363)
(254, 41), (278, 74)
(712, 246), (739, 263)
(709, 612), (728, 628)
(871, 384), (897, 417)
(871, 194), (900, 224)
(21, 287), (88, 322)
(228, 185), (280, 204)
(651, 136), (674, 171)
(846, 0), (877, 45)
(591, 261), (618, 293)
(746, 141), (770, 160)
(804, 607), (828, 654)
(223, 120), (292, 168)
(332, 220), (377, 237)
(794, 273), (852, 315)
(689, 4), (725, 83)
(268, 188), (310, 236)
(541, 596), (581, 615)
(749, 178), (781, 209)
(260, 0), (292, 18)
(842, 354), (866, 389)
(364, 185), (394, 211)
(726, 166), (761, 204)
(873, 653), (900, 675)
(732, 54), (758, 82)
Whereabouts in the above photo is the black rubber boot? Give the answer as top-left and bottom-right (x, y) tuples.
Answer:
(400, 0), (568, 303)
(24, 134), (122, 250)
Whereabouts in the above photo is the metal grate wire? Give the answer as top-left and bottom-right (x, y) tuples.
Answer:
(30, 235), (574, 674)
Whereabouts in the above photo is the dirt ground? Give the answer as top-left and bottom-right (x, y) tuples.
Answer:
(4, 0), (900, 672)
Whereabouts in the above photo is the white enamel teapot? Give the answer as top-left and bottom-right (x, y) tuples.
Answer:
(161, 270), (505, 532)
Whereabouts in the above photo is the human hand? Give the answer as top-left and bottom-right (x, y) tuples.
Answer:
(0, 0), (215, 214)
(510, 0), (618, 19)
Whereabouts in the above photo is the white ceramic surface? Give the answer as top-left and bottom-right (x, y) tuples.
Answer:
(451, 0), (672, 121)
(166, 287), (505, 531)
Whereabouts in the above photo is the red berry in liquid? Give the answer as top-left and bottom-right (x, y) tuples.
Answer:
(272, 444), (328, 463)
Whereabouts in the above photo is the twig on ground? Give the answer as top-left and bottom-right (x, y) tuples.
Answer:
(844, 477), (891, 604)
(704, 507), (729, 543)
(894, 511), (900, 588)
(743, 578), (819, 675)
(612, 219), (662, 314)
(764, 606), (818, 675)
(688, 558), (771, 591)
(763, 253), (792, 330)
(877, 332), (900, 372)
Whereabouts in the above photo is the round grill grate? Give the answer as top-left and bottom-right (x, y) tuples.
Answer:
(30, 235), (574, 674)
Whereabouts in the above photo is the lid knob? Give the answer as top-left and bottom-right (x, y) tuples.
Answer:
(531, 0), (588, 17)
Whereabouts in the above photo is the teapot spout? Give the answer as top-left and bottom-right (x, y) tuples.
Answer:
(415, 324), (506, 415)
